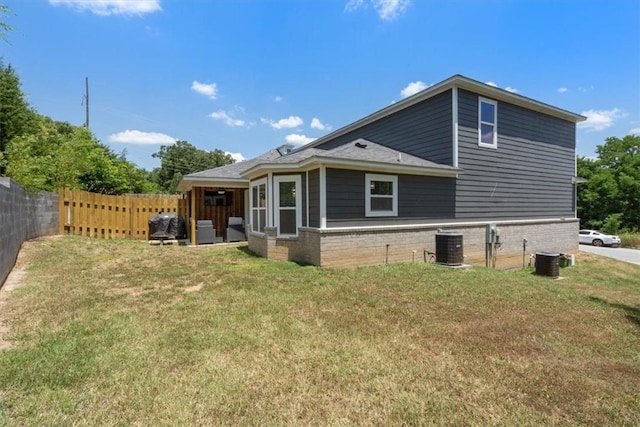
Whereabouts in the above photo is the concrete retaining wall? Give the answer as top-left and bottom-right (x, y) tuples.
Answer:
(0, 178), (58, 287)
(248, 218), (580, 270)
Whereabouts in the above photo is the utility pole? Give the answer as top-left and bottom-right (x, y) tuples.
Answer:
(83, 77), (89, 128)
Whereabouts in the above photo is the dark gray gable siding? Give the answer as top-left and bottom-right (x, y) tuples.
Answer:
(456, 89), (576, 219)
(308, 169), (320, 228)
(316, 90), (454, 165)
(326, 168), (455, 227)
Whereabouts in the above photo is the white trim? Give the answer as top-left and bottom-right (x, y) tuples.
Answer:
(452, 86), (459, 168)
(177, 177), (248, 193)
(478, 97), (498, 149)
(365, 173), (398, 217)
(319, 166), (327, 229)
(267, 172), (273, 228)
(249, 178), (267, 234)
(241, 156), (459, 180)
(274, 175), (302, 237)
(319, 217), (579, 233)
(305, 170), (310, 228)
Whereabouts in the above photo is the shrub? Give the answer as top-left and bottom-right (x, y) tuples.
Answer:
(619, 232), (640, 249)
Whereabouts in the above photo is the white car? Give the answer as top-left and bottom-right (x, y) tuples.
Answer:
(579, 229), (621, 247)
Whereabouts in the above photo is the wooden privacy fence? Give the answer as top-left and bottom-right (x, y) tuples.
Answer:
(59, 188), (188, 240)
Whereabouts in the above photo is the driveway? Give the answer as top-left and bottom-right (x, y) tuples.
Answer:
(579, 244), (640, 265)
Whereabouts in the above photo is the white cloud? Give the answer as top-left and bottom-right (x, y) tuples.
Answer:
(262, 115), (304, 130)
(191, 81), (217, 99)
(578, 108), (626, 131)
(274, 96), (283, 102)
(485, 81), (519, 93)
(344, 0), (365, 12)
(629, 128), (640, 135)
(557, 87), (568, 94)
(49, 0), (161, 16)
(226, 152), (245, 162)
(285, 134), (317, 145)
(400, 81), (428, 98)
(344, 0), (410, 21)
(310, 118), (331, 131)
(374, 0), (411, 20)
(209, 110), (246, 127)
(108, 130), (176, 145)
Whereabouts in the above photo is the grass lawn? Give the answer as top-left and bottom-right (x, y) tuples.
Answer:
(1, 236), (639, 426)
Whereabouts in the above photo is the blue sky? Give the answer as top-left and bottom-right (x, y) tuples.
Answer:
(1, 0), (639, 171)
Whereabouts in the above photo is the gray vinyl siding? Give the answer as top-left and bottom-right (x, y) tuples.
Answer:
(317, 90), (453, 165)
(308, 169), (320, 228)
(326, 168), (455, 227)
(456, 89), (576, 219)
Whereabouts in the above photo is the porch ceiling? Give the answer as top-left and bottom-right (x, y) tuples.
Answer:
(177, 177), (249, 193)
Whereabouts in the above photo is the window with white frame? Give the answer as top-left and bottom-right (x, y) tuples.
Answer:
(250, 178), (267, 233)
(274, 175), (301, 236)
(365, 173), (398, 217)
(478, 97), (497, 148)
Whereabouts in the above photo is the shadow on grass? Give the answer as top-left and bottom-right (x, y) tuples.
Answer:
(234, 246), (316, 267)
(235, 246), (261, 258)
(589, 296), (640, 330)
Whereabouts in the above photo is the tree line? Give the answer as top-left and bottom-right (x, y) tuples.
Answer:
(0, 60), (233, 194)
(577, 135), (639, 234)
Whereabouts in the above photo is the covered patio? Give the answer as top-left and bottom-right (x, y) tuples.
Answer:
(177, 149), (283, 246)
(180, 183), (248, 246)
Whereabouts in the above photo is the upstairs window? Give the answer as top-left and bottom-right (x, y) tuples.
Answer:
(365, 173), (398, 217)
(478, 97), (497, 149)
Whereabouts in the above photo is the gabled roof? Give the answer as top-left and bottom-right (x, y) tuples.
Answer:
(177, 138), (459, 192)
(176, 149), (281, 192)
(298, 74), (586, 154)
(240, 139), (459, 179)
(177, 74), (583, 192)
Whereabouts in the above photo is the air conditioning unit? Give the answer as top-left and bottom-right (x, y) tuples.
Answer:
(535, 251), (560, 278)
(435, 231), (464, 266)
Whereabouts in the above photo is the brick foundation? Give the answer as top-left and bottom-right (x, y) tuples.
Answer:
(247, 219), (580, 270)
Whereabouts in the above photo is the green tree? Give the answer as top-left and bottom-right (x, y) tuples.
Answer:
(0, 61), (37, 171)
(577, 135), (640, 232)
(0, 3), (14, 43)
(5, 116), (158, 194)
(151, 140), (234, 192)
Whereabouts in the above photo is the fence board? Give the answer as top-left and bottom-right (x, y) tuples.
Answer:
(59, 189), (186, 240)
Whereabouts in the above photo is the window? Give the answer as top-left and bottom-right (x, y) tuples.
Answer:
(365, 173), (398, 217)
(250, 179), (267, 233)
(274, 175), (301, 236)
(478, 97), (497, 149)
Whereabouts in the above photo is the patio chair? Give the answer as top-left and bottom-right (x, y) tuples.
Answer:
(225, 217), (245, 242)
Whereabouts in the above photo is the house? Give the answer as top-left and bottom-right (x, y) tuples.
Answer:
(177, 74), (586, 269)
